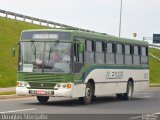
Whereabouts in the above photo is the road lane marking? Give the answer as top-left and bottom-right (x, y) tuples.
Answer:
(133, 93), (149, 95)
(142, 96), (151, 98)
(129, 115), (142, 119)
(155, 112), (160, 114)
(129, 112), (160, 119)
(135, 96), (151, 99)
(0, 108), (36, 113)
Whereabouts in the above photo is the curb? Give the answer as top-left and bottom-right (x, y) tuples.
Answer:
(0, 94), (32, 99)
(149, 84), (160, 87)
(0, 87), (15, 92)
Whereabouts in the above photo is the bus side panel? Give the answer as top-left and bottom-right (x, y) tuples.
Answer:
(123, 69), (149, 92)
(84, 69), (127, 96)
(84, 68), (149, 96)
(95, 82), (127, 96)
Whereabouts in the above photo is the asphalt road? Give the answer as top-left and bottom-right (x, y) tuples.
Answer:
(0, 87), (160, 120)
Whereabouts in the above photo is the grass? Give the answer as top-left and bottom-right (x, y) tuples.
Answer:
(149, 48), (160, 84)
(0, 91), (16, 95)
(0, 17), (48, 87)
(150, 48), (160, 58)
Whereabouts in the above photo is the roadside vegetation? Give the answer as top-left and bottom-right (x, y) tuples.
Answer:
(0, 17), (48, 87)
(0, 91), (16, 95)
(149, 48), (160, 84)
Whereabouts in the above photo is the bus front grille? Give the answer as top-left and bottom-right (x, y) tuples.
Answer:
(18, 72), (68, 89)
(27, 82), (57, 89)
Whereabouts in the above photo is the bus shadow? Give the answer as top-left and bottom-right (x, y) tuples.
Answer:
(25, 96), (147, 107)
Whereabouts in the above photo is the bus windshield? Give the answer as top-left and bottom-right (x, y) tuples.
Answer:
(19, 42), (71, 73)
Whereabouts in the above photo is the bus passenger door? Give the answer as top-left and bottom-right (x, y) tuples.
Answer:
(73, 41), (85, 83)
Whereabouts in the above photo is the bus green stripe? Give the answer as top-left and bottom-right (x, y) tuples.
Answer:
(78, 65), (148, 83)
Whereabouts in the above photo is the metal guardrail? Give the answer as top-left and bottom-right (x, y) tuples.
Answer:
(0, 9), (96, 33)
(149, 44), (160, 49)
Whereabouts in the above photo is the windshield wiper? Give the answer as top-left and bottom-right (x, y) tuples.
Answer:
(31, 43), (36, 60)
(48, 42), (58, 61)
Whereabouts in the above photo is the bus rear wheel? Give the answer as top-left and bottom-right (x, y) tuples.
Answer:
(124, 81), (133, 100)
(37, 96), (49, 103)
(79, 82), (93, 104)
(116, 81), (133, 100)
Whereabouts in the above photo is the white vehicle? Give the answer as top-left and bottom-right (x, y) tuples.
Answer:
(14, 29), (149, 104)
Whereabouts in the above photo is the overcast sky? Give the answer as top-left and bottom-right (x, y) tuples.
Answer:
(0, 0), (160, 40)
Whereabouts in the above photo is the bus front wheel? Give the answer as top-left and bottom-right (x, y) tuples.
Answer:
(37, 96), (49, 103)
(79, 82), (93, 104)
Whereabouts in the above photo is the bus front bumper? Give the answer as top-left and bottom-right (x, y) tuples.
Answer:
(16, 83), (86, 98)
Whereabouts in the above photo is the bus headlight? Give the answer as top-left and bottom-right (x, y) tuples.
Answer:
(55, 83), (72, 89)
(16, 81), (30, 87)
(62, 84), (66, 88)
(57, 84), (61, 88)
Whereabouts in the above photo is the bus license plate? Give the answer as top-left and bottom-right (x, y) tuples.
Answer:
(35, 90), (46, 95)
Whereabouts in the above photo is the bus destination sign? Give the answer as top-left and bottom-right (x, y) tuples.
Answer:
(33, 34), (59, 39)
(21, 31), (71, 40)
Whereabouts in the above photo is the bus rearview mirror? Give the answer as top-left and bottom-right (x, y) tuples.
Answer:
(78, 44), (84, 53)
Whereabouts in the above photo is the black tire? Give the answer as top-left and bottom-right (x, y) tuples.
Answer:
(116, 94), (124, 100)
(37, 96), (49, 103)
(124, 81), (133, 100)
(116, 81), (133, 100)
(79, 82), (94, 104)
(91, 95), (96, 102)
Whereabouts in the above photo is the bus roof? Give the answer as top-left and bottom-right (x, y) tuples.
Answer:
(22, 29), (148, 46)
(73, 30), (148, 46)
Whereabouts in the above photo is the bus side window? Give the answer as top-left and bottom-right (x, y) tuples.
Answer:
(74, 43), (84, 63)
(73, 43), (84, 73)
(133, 45), (140, 65)
(125, 44), (132, 65)
(116, 43), (124, 64)
(141, 46), (148, 65)
(95, 41), (104, 64)
(86, 40), (92, 51)
(85, 40), (95, 63)
(106, 42), (115, 64)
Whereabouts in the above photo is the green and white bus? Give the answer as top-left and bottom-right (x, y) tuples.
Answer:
(15, 29), (149, 104)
